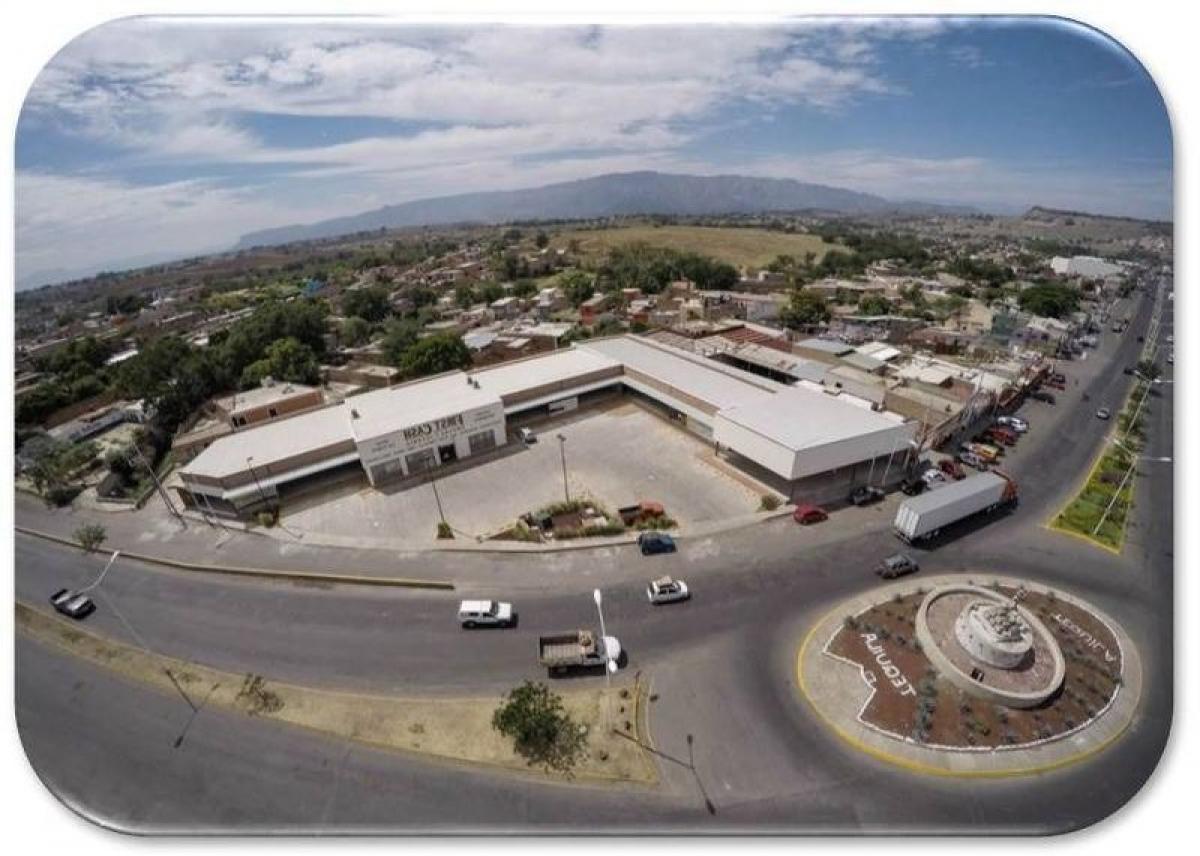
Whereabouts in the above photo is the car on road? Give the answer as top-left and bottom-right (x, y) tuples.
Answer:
(638, 531), (677, 555)
(458, 600), (515, 628)
(1167, 353), (1174, 365)
(1029, 390), (1057, 404)
(50, 588), (96, 620)
(646, 575), (690, 604)
(1095, 407), (1111, 420)
(793, 503), (828, 525)
(876, 553), (919, 580)
(996, 415), (1028, 433)
(849, 485), (885, 506)
(900, 476), (926, 496)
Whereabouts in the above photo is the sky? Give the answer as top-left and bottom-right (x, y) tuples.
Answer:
(15, 17), (1173, 289)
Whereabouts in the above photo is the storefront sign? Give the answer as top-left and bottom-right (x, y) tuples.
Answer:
(402, 414), (464, 442)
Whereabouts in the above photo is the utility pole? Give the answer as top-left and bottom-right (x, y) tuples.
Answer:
(557, 434), (570, 503)
(130, 444), (185, 528)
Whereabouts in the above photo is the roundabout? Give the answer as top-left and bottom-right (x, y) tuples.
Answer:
(796, 574), (1142, 777)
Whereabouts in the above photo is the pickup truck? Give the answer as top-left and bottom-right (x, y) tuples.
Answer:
(538, 630), (621, 675)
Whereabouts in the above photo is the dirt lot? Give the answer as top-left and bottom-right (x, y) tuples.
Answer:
(552, 225), (841, 269)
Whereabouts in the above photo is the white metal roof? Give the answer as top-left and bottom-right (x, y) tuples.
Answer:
(349, 373), (500, 442)
(717, 386), (909, 453)
(580, 336), (782, 411)
(182, 403), (353, 479)
(470, 347), (620, 399)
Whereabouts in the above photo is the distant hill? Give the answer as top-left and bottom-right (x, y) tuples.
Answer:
(234, 171), (976, 250)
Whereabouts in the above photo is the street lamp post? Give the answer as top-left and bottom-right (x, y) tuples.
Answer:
(557, 434), (570, 503)
(246, 455), (267, 509)
(78, 550), (121, 594)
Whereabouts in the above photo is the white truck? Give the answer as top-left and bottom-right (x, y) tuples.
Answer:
(537, 630), (621, 675)
(893, 471), (1018, 544)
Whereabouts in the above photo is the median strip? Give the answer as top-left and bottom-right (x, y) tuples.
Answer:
(17, 602), (656, 786)
(15, 526), (455, 590)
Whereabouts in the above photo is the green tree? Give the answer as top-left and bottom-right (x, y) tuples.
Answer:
(857, 294), (892, 316)
(491, 681), (588, 773)
(341, 286), (392, 323)
(559, 270), (596, 307)
(479, 282), (506, 304)
(1135, 359), (1161, 381)
(340, 316), (372, 348)
(454, 283), (477, 308)
(779, 288), (831, 329)
(381, 318), (422, 367)
(240, 337), (320, 388)
(74, 523), (107, 553)
(1018, 282), (1081, 319)
(535, 230), (550, 249)
(511, 279), (538, 298)
(399, 334), (472, 379)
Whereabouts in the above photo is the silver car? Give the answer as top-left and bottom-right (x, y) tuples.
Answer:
(646, 576), (690, 605)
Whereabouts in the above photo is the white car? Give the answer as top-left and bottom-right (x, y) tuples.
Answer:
(921, 468), (947, 487)
(458, 600), (515, 628)
(646, 576), (690, 605)
(996, 416), (1028, 433)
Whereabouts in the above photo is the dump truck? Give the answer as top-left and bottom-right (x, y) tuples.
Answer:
(537, 630), (622, 675)
(893, 471), (1017, 544)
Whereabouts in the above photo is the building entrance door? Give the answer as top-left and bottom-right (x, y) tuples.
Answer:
(438, 443), (458, 464)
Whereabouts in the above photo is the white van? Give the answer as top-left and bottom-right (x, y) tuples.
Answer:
(457, 600), (515, 628)
(518, 427), (536, 444)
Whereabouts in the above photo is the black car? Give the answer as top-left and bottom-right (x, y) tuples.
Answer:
(1030, 390), (1057, 404)
(637, 532), (677, 556)
(50, 588), (96, 620)
(900, 477), (926, 496)
(849, 485), (885, 506)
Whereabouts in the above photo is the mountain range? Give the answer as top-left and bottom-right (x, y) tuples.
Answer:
(234, 171), (978, 250)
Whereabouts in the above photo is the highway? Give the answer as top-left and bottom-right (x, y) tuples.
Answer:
(15, 278), (1173, 831)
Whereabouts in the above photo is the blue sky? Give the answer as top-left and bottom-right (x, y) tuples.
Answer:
(15, 17), (1172, 288)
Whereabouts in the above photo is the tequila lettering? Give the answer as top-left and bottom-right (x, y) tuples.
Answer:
(860, 632), (917, 697)
(1052, 613), (1118, 664)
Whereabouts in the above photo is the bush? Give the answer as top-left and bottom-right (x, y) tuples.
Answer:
(492, 681), (588, 774)
(45, 484), (82, 507)
(74, 523), (107, 552)
(255, 510), (277, 528)
(759, 494), (781, 512)
(436, 521), (454, 539)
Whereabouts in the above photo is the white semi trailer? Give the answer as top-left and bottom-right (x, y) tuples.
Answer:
(893, 471), (1018, 544)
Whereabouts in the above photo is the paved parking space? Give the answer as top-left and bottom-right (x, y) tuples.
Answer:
(277, 400), (761, 547)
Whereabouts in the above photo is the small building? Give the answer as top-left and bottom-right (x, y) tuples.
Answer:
(213, 381), (325, 429)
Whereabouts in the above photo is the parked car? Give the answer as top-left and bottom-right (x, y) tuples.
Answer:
(849, 485), (885, 506)
(638, 531), (677, 555)
(981, 427), (1016, 447)
(518, 427), (537, 444)
(1096, 407), (1111, 420)
(921, 468), (947, 488)
(1030, 390), (1057, 404)
(1123, 366), (1135, 376)
(900, 476), (926, 496)
(646, 575), (690, 604)
(876, 553), (920, 580)
(958, 450), (987, 470)
(793, 504), (828, 525)
(458, 600), (515, 628)
(996, 416), (1028, 433)
(937, 459), (966, 480)
(50, 588), (95, 620)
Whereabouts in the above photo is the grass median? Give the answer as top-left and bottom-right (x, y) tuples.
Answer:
(1050, 380), (1150, 551)
(16, 602), (656, 785)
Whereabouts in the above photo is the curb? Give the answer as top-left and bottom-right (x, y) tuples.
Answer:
(14, 526), (455, 591)
(794, 577), (1138, 778)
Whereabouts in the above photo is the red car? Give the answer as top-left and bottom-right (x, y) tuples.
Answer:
(981, 428), (1016, 447)
(937, 459), (966, 480)
(793, 504), (828, 525)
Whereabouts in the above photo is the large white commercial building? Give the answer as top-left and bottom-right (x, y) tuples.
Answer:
(177, 335), (915, 516)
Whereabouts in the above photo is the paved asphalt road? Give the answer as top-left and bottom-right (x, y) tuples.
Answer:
(14, 280), (1173, 832)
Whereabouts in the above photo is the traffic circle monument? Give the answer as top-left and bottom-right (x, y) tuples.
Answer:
(797, 574), (1141, 776)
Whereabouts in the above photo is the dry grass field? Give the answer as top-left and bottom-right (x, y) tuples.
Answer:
(553, 225), (842, 269)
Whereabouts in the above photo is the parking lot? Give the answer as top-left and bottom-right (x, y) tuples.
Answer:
(277, 399), (763, 548)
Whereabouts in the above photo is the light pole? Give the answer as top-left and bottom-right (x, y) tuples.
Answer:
(78, 550), (121, 594)
(592, 588), (617, 681)
(557, 433), (570, 503)
(246, 455), (267, 509)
